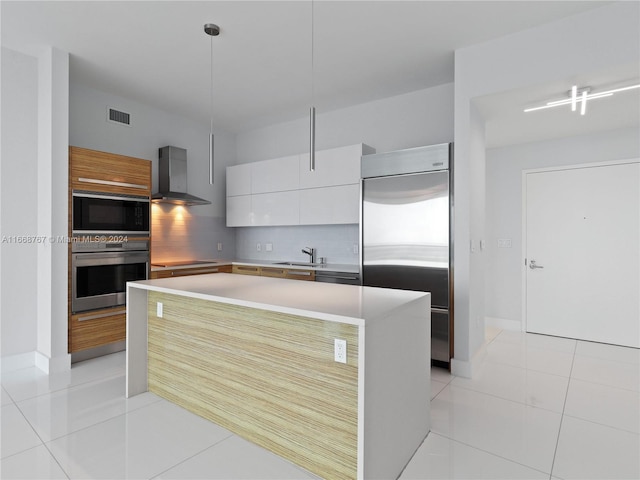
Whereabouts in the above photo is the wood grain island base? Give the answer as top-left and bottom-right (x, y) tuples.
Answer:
(126, 274), (430, 479)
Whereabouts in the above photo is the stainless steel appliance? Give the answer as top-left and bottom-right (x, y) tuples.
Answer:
(151, 146), (211, 206)
(72, 191), (150, 235)
(361, 143), (453, 367)
(71, 240), (149, 313)
(315, 270), (361, 285)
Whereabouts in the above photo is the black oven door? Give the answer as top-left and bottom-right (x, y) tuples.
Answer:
(72, 250), (149, 313)
(73, 192), (150, 235)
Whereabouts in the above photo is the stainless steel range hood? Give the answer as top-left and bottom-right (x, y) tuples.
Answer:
(151, 146), (211, 206)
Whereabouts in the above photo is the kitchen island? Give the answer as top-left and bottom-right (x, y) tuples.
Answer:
(126, 273), (430, 480)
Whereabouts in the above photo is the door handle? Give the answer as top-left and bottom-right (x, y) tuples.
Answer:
(529, 260), (544, 270)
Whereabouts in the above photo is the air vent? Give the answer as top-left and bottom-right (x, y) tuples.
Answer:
(107, 107), (131, 126)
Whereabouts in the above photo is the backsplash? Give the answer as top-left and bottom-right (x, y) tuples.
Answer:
(151, 204), (236, 262)
(235, 224), (359, 265)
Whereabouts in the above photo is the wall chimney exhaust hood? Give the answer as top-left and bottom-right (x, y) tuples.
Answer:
(151, 146), (211, 206)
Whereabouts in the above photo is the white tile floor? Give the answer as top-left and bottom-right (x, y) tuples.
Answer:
(1, 330), (638, 479)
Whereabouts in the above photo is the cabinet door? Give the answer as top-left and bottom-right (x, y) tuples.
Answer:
(299, 184), (360, 225)
(232, 265), (260, 275)
(227, 164), (252, 196)
(251, 155), (299, 194)
(299, 144), (363, 189)
(70, 146), (151, 196)
(252, 191), (299, 226)
(226, 195), (252, 227)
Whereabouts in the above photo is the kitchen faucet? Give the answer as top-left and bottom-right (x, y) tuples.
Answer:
(301, 247), (316, 263)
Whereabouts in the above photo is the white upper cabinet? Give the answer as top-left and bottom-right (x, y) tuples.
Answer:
(299, 184), (360, 225)
(226, 144), (374, 227)
(252, 191), (299, 226)
(226, 195), (252, 227)
(299, 143), (374, 189)
(226, 163), (252, 196)
(251, 155), (299, 194)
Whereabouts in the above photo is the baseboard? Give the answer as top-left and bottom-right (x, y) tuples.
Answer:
(34, 351), (71, 374)
(486, 316), (522, 332)
(450, 341), (487, 379)
(0, 351), (36, 373)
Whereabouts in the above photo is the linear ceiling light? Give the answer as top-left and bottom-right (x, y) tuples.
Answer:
(524, 83), (640, 115)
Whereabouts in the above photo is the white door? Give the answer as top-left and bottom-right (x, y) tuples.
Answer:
(525, 161), (640, 347)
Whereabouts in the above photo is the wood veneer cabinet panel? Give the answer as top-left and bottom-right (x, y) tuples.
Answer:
(147, 291), (359, 479)
(231, 264), (315, 281)
(232, 265), (260, 275)
(69, 308), (126, 352)
(259, 266), (286, 278)
(284, 269), (315, 281)
(69, 146), (151, 196)
(149, 264), (232, 279)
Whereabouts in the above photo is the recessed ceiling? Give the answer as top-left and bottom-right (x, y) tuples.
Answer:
(1, 0), (618, 136)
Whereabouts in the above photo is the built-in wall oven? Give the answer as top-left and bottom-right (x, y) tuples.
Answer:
(71, 190), (150, 314)
(71, 240), (149, 313)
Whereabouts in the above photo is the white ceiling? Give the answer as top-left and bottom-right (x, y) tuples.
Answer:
(2, 0), (636, 146)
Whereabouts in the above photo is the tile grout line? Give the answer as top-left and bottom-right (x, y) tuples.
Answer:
(148, 433), (236, 480)
(428, 431), (553, 478)
(8, 400), (71, 480)
(548, 338), (578, 480)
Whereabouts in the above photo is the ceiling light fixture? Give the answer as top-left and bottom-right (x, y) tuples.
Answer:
(524, 83), (640, 115)
(309, 0), (316, 172)
(204, 23), (220, 185)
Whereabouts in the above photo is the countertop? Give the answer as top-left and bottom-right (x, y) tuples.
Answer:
(129, 273), (427, 326)
(150, 258), (359, 274)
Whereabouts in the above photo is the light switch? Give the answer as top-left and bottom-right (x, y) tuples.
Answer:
(256, 243), (261, 252)
(217, 242), (223, 251)
(157, 302), (163, 318)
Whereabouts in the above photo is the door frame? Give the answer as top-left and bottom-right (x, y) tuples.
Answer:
(520, 158), (640, 333)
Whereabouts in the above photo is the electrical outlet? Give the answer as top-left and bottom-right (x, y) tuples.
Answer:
(217, 242), (223, 251)
(334, 339), (347, 364)
(157, 302), (163, 318)
(265, 243), (273, 252)
(256, 243), (261, 252)
(353, 244), (359, 255)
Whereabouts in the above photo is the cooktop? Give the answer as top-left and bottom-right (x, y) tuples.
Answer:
(151, 260), (217, 268)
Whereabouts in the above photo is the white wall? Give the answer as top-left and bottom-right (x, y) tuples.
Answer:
(236, 83), (454, 164)
(234, 83), (454, 262)
(69, 83), (237, 261)
(36, 46), (70, 373)
(485, 127), (640, 327)
(1, 47), (39, 359)
(452, 1), (640, 376)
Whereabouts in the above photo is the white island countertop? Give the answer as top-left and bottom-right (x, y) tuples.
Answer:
(129, 273), (427, 327)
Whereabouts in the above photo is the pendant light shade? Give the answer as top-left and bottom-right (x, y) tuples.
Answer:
(309, 1), (316, 172)
(204, 23), (220, 185)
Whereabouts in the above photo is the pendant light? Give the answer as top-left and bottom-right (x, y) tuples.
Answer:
(309, 0), (316, 172)
(204, 23), (220, 184)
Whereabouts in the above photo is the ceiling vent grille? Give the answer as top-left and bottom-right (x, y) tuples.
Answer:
(107, 107), (131, 126)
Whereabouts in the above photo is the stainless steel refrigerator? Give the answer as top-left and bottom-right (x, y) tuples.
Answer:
(361, 143), (453, 367)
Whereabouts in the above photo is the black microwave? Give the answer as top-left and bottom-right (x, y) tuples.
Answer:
(72, 191), (150, 235)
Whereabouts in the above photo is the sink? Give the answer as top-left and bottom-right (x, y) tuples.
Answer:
(273, 261), (323, 267)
